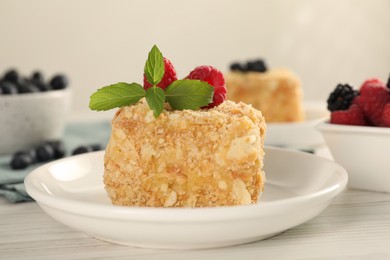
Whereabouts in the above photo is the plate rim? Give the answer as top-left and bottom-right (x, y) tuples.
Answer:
(25, 147), (348, 222)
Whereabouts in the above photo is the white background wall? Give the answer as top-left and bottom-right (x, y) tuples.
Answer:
(1, 0), (389, 116)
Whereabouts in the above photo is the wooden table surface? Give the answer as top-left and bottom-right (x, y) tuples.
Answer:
(1, 187), (390, 260)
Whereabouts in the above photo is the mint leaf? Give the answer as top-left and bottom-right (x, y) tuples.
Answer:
(89, 82), (145, 111)
(145, 87), (165, 118)
(144, 45), (164, 86)
(165, 79), (214, 110)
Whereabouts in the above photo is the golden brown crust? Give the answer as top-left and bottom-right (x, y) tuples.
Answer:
(225, 69), (304, 122)
(103, 99), (266, 207)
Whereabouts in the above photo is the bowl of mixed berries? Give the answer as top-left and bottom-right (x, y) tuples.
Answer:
(317, 76), (390, 193)
(0, 68), (71, 155)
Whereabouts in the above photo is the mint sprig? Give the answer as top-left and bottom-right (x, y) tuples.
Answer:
(89, 45), (215, 118)
(89, 82), (145, 111)
(143, 45), (166, 118)
(165, 80), (214, 110)
(145, 86), (165, 118)
(144, 45), (164, 86)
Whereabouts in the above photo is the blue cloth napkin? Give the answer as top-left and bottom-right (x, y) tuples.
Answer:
(0, 121), (111, 203)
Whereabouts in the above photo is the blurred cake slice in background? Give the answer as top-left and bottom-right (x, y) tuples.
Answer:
(225, 59), (304, 123)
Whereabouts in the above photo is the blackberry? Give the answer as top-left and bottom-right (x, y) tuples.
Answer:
(327, 84), (358, 112)
(387, 73), (390, 89)
(246, 59), (267, 72)
(230, 62), (246, 72)
(230, 59), (268, 73)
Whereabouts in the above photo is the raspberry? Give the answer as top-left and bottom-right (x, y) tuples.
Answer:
(359, 78), (386, 94)
(380, 103), (390, 127)
(143, 58), (177, 90)
(353, 78), (390, 125)
(185, 65), (227, 108)
(330, 104), (367, 126)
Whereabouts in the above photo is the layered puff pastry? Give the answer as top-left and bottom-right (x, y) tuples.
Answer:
(104, 99), (266, 207)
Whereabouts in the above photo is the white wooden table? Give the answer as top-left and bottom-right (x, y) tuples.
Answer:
(1, 187), (390, 259)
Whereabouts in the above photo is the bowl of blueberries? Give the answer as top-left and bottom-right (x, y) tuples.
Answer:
(0, 68), (71, 155)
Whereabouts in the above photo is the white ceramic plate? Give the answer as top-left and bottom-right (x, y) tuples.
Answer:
(266, 101), (329, 149)
(25, 147), (347, 249)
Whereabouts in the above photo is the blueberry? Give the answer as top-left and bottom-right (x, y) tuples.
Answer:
(47, 140), (65, 159)
(0, 81), (18, 94)
(28, 76), (51, 91)
(15, 77), (26, 87)
(3, 69), (19, 82)
(91, 144), (102, 151)
(28, 149), (38, 163)
(29, 71), (44, 86)
(14, 77), (27, 91)
(72, 146), (93, 155)
(50, 74), (68, 90)
(14, 150), (37, 163)
(32, 81), (51, 92)
(36, 144), (55, 162)
(10, 151), (33, 170)
(31, 71), (44, 83)
(246, 59), (267, 73)
(17, 80), (40, 93)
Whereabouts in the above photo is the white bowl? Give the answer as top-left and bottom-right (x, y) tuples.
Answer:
(0, 89), (71, 155)
(25, 148), (347, 249)
(265, 101), (329, 149)
(317, 120), (390, 193)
